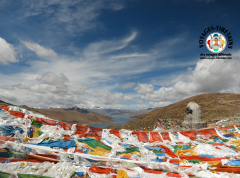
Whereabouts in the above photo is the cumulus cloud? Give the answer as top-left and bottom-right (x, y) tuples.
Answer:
(0, 91), (17, 102)
(21, 93), (88, 108)
(123, 95), (135, 102)
(121, 82), (136, 89)
(15, 83), (31, 90)
(68, 84), (88, 95)
(137, 59), (240, 102)
(0, 37), (20, 65)
(29, 84), (60, 94)
(14, 82), (67, 95)
(136, 99), (144, 103)
(2, 72), (87, 97)
(91, 91), (134, 105)
(92, 91), (123, 105)
(134, 84), (154, 95)
(0, 85), (15, 90)
(140, 87), (183, 102)
(21, 41), (57, 59)
(37, 72), (68, 85)
(149, 101), (172, 108)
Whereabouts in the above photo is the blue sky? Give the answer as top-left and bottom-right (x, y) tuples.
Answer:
(0, 0), (240, 109)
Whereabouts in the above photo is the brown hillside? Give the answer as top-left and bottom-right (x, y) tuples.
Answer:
(116, 93), (240, 130)
(19, 105), (117, 125)
(113, 109), (154, 119)
(106, 125), (119, 130)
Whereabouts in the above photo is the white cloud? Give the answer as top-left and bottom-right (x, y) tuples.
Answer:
(18, 31), (160, 89)
(29, 84), (59, 94)
(11, 32), (192, 92)
(134, 84), (154, 95)
(0, 91), (18, 102)
(121, 82), (136, 89)
(2, 72), (88, 97)
(123, 95), (135, 102)
(21, 41), (57, 59)
(21, 92), (87, 108)
(136, 99), (144, 103)
(110, 53), (149, 59)
(0, 37), (20, 65)
(91, 91), (123, 105)
(0, 31), (193, 109)
(137, 58), (240, 102)
(83, 31), (137, 59)
(140, 87), (182, 102)
(0, 32), (203, 109)
(0, 85), (15, 90)
(149, 101), (172, 108)
(37, 72), (68, 85)
(15, 83), (31, 90)
(91, 91), (134, 105)
(69, 84), (88, 95)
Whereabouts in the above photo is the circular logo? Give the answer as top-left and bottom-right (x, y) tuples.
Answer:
(206, 32), (227, 53)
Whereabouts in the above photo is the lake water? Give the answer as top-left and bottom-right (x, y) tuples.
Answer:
(87, 116), (132, 128)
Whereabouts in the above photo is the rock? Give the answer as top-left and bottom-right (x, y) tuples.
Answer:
(182, 101), (207, 129)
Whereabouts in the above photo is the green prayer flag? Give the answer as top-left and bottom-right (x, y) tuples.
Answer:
(38, 131), (43, 136)
(121, 147), (139, 153)
(17, 174), (53, 178)
(32, 121), (42, 128)
(0, 172), (12, 178)
(188, 160), (200, 164)
(221, 138), (229, 142)
(8, 152), (13, 158)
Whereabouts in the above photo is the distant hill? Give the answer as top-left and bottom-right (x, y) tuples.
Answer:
(64, 106), (89, 113)
(90, 108), (154, 118)
(112, 108), (155, 119)
(90, 108), (131, 116)
(114, 93), (240, 130)
(19, 105), (117, 125)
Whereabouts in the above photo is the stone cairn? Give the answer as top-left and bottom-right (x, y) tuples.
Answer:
(182, 101), (207, 129)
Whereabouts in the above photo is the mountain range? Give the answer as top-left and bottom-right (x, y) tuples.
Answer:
(19, 105), (117, 125)
(89, 108), (155, 118)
